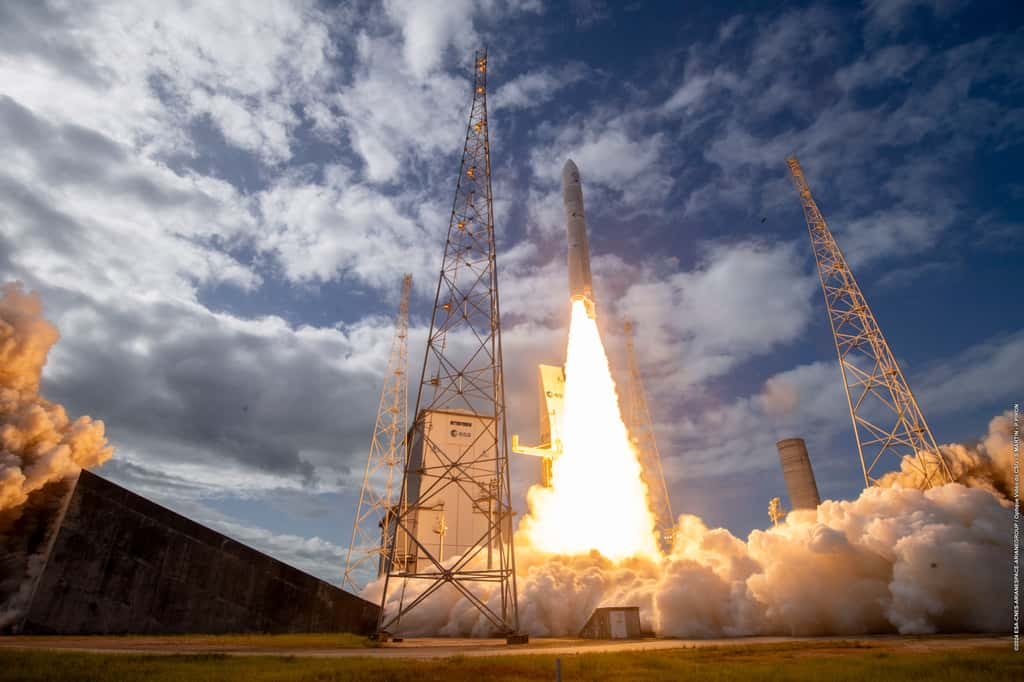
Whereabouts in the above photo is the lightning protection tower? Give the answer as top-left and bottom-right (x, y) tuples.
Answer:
(377, 50), (521, 640)
(342, 273), (413, 593)
(786, 156), (953, 489)
(623, 320), (675, 551)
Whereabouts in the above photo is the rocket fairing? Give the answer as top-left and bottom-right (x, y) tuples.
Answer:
(562, 159), (596, 319)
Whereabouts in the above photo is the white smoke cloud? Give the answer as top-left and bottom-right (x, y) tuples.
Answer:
(878, 412), (1015, 500)
(0, 282), (113, 511)
(367, 417), (1011, 638)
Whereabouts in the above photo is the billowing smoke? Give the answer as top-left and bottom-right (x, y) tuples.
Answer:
(0, 282), (113, 629)
(878, 412), (1015, 500)
(0, 282), (113, 511)
(653, 483), (1007, 636)
(368, 418), (1011, 637)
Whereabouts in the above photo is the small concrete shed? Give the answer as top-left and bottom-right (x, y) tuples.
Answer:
(579, 606), (642, 639)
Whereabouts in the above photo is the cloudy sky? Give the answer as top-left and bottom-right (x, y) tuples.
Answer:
(1, 0), (1021, 584)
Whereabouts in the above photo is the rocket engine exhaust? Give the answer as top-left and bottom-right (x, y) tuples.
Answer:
(365, 155), (1012, 639)
(563, 159), (596, 319)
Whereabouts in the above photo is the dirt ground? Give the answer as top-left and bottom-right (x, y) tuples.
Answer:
(0, 633), (1008, 659)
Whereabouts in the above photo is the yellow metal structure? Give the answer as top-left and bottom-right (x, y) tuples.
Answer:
(512, 364), (565, 487)
(342, 273), (412, 593)
(786, 156), (953, 489)
(622, 321), (675, 551)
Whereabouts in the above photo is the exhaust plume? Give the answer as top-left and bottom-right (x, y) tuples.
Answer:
(367, 294), (1010, 638)
(366, 292), (1007, 638)
(370, 472), (1008, 637)
(519, 300), (660, 561)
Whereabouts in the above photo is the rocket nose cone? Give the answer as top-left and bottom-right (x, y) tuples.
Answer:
(562, 159), (580, 187)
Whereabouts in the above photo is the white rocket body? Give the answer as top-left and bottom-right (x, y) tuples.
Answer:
(562, 159), (596, 318)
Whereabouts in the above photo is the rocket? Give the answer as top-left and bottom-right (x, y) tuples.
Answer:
(562, 159), (596, 319)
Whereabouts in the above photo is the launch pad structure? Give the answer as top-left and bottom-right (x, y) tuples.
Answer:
(513, 161), (676, 551)
(376, 50), (522, 642)
(786, 157), (953, 489)
(622, 321), (675, 551)
(511, 364), (565, 487)
(343, 274), (412, 593)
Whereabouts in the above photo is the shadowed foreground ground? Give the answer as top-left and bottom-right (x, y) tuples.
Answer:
(0, 635), (1017, 681)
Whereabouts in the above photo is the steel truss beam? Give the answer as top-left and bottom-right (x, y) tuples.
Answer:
(622, 320), (675, 551)
(343, 274), (412, 593)
(786, 156), (953, 489)
(377, 49), (519, 637)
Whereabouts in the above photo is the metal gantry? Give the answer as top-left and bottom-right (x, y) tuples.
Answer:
(377, 50), (520, 638)
(342, 273), (412, 593)
(786, 156), (953, 489)
(768, 497), (785, 527)
(622, 320), (675, 551)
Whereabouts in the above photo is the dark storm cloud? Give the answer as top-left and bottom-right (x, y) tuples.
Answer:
(40, 288), (384, 483)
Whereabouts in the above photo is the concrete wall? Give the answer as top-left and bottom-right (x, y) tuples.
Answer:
(19, 470), (378, 635)
(0, 478), (76, 631)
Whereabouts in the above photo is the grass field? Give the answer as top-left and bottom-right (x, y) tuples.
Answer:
(0, 641), (1019, 681)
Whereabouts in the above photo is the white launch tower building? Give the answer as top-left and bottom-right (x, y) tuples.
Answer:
(383, 409), (512, 575)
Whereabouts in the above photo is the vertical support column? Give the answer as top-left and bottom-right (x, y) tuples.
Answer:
(378, 50), (521, 640)
(343, 274), (412, 593)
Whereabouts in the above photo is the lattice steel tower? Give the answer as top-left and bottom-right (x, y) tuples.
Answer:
(623, 321), (675, 550)
(786, 156), (953, 489)
(377, 50), (520, 639)
(343, 273), (413, 593)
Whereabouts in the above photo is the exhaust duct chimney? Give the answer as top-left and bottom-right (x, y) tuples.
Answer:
(776, 438), (821, 510)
